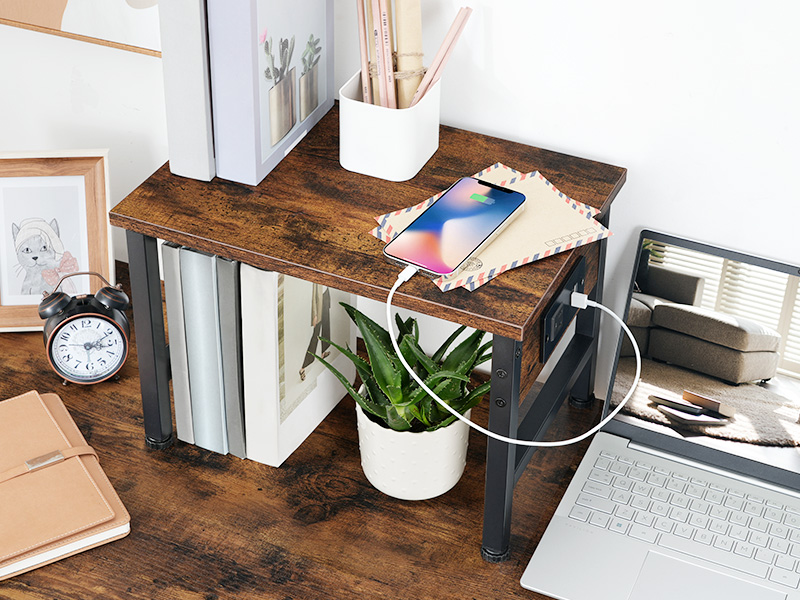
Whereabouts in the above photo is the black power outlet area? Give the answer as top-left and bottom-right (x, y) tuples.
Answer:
(541, 257), (586, 362)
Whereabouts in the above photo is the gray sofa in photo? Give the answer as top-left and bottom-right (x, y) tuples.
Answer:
(622, 264), (781, 384)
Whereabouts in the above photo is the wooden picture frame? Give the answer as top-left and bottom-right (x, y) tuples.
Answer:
(0, 1), (161, 57)
(206, 0), (335, 186)
(0, 151), (113, 332)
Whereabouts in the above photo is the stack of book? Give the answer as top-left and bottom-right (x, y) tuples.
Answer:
(161, 243), (356, 467)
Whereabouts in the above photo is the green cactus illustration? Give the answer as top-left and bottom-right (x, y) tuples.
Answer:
(301, 34), (322, 76)
(264, 35), (295, 85)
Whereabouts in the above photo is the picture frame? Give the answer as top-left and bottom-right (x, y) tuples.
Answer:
(206, 0), (335, 186)
(0, 151), (113, 332)
(0, 1), (161, 56)
(241, 265), (356, 467)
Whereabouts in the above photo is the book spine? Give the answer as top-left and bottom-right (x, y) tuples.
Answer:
(206, 0), (259, 185)
(158, 0), (216, 181)
(240, 264), (280, 465)
(162, 242), (194, 444)
(180, 248), (228, 454)
(216, 257), (246, 458)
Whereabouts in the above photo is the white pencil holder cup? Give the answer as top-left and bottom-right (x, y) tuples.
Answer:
(338, 71), (440, 182)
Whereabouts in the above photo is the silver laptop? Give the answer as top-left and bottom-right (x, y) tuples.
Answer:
(522, 229), (800, 600)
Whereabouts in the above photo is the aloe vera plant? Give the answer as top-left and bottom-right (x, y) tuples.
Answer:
(315, 303), (492, 432)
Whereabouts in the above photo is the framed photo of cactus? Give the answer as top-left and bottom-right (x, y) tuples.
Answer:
(0, 151), (114, 332)
(206, 0), (335, 186)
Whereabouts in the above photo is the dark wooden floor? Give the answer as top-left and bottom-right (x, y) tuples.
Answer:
(0, 264), (601, 600)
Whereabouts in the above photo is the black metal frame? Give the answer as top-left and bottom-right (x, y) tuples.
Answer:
(480, 223), (609, 561)
(126, 230), (173, 449)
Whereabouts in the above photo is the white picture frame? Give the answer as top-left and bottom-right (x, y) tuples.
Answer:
(0, 151), (113, 332)
(241, 265), (356, 467)
(206, 0), (335, 186)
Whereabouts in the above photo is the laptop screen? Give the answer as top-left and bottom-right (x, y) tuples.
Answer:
(605, 229), (800, 491)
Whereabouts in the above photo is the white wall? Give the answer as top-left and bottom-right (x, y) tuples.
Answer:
(0, 24), (169, 263)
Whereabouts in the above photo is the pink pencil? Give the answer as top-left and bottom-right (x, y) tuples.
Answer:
(370, 0), (389, 107)
(427, 7), (472, 87)
(409, 7), (472, 107)
(356, 0), (373, 103)
(378, 0), (397, 108)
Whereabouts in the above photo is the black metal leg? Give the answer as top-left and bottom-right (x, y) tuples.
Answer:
(126, 230), (174, 449)
(570, 231), (609, 407)
(481, 335), (523, 562)
(570, 285), (599, 407)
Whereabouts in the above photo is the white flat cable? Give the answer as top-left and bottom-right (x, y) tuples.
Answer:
(386, 265), (641, 448)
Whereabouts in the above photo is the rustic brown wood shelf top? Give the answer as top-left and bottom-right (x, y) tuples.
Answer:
(110, 104), (625, 343)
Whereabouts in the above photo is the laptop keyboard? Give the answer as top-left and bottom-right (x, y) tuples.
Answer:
(568, 448), (800, 590)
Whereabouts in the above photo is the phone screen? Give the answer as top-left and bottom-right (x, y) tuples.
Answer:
(383, 177), (526, 277)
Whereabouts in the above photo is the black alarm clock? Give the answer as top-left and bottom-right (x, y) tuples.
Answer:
(38, 271), (130, 385)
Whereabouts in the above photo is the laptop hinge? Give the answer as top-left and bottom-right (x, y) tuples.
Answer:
(628, 440), (800, 502)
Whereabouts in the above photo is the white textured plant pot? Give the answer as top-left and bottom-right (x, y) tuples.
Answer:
(355, 402), (470, 501)
(338, 71), (440, 182)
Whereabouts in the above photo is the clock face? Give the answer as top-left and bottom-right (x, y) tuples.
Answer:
(48, 314), (128, 384)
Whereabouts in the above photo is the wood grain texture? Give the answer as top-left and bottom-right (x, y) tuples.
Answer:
(110, 104), (625, 342)
(0, 263), (602, 599)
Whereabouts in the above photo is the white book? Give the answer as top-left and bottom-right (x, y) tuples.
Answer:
(240, 264), (356, 467)
(158, 0), (215, 181)
(161, 242), (194, 444)
(180, 248), (228, 454)
(216, 257), (246, 458)
(205, 0), (334, 185)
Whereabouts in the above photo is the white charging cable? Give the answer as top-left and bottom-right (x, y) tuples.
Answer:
(386, 265), (641, 447)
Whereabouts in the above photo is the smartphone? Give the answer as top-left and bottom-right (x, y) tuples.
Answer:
(383, 177), (526, 279)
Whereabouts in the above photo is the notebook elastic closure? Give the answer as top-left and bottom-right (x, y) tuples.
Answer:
(0, 445), (97, 485)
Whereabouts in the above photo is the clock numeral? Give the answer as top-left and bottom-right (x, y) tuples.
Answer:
(49, 313), (127, 383)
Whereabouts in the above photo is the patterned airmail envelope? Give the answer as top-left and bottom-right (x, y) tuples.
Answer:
(370, 163), (611, 291)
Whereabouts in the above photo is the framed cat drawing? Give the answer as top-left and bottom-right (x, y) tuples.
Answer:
(0, 151), (113, 332)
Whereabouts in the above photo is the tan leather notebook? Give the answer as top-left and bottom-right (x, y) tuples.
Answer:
(0, 390), (130, 580)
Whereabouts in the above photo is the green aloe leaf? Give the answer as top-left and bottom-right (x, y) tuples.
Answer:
(384, 405), (412, 431)
(407, 370), (468, 405)
(397, 334), (422, 374)
(402, 334), (438, 375)
(442, 329), (485, 374)
(463, 380), (491, 405)
(395, 313), (415, 338)
(349, 309), (404, 404)
(317, 337), (371, 381)
(313, 352), (386, 420)
(432, 325), (467, 363)
(431, 382), (490, 430)
(414, 378), (457, 425)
